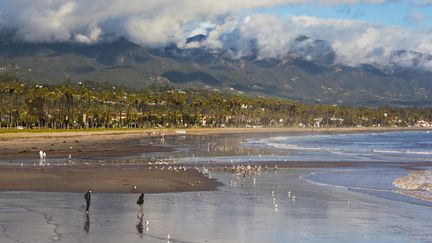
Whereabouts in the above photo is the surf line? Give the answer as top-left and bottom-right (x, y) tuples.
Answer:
(299, 171), (394, 193)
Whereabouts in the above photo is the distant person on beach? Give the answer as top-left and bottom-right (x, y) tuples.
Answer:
(84, 189), (92, 213)
(39, 150), (43, 159)
(136, 193), (144, 215)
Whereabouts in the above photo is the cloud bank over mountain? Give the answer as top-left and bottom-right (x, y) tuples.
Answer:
(0, 0), (431, 70)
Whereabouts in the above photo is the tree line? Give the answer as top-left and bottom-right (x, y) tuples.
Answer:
(0, 79), (431, 129)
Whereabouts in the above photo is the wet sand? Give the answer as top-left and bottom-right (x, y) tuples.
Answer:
(0, 129), (431, 242)
(1, 169), (432, 243)
(0, 165), (222, 193)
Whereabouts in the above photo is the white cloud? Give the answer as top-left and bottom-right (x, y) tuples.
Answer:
(0, 0), (431, 70)
(0, 0), (398, 43)
(208, 14), (432, 69)
(74, 25), (102, 44)
(0, 0), (297, 43)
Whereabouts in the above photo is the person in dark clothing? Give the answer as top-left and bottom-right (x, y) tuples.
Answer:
(84, 189), (92, 213)
(136, 193), (144, 215)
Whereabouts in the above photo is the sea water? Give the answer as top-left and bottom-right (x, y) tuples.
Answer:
(158, 131), (432, 205)
(247, 130), (432, 205)
(248, 130), (432, 162)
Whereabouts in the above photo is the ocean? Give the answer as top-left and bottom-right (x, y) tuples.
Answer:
(246, 130), (432, 206)
(247, 130), (432, 162)
(172, 130), (432, 205)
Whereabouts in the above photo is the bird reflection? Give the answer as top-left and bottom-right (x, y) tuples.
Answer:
(136, 215), (144, 238)
(84, 213), (90, 234)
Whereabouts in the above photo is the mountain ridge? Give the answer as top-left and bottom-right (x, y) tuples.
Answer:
(1, 35), (431, 106)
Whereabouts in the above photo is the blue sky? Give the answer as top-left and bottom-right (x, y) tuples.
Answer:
(259, 1), (432, 29)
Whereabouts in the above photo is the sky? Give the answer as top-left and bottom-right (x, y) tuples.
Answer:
(0, 0), (431, 70)
(261, 1), (432, 28)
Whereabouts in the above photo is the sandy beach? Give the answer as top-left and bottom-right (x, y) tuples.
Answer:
(0, 165), (221, 193)
(0, 127), (426, 160)
(0, 130), (173, 160)
(0, 128), (431, 242)
(0, 127), (428, 194)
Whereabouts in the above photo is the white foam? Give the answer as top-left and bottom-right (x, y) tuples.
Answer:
(393, 170), (432, 202)
(393, 170), (432, 192)
(373, 150), (432, 155)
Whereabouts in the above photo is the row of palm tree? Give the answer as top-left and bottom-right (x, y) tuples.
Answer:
(0, 79), (431, 129)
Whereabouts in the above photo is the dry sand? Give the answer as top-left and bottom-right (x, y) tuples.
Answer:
(0, 130), (172, 160)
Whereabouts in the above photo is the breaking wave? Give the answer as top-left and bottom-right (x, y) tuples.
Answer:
(393, 170), (432, 202)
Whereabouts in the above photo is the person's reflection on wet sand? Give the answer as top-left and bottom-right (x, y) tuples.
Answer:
(136, 215), (143, 238)
(84, 213), (90, 234)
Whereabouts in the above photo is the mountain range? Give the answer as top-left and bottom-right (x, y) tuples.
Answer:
(1, 32), (431, 106)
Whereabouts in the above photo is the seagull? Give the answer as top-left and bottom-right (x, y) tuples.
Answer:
(292, 195), (296, 200)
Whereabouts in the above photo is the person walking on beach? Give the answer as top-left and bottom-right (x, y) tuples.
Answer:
(136, 193), (144, 215)
(84, 189), (92, 213)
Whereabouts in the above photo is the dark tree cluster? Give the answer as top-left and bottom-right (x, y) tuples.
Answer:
(0, 79), (431, 129)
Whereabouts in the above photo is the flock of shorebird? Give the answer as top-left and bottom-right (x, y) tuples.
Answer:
(147, 165), (189, 172)
(25, 153), (291, 242)
(272, 189), (296, 212)
(225, 164), (297, 213)
(136, 163), (294, 242)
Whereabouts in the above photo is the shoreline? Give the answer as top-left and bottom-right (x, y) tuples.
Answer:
(0, 164), (222, 193)
(0, 126), (427, 137)
(0, 160), (427, 194)
(0, 127), (429, 196)
(0, 127), (428, 160)
(186, 126), (429, 135)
